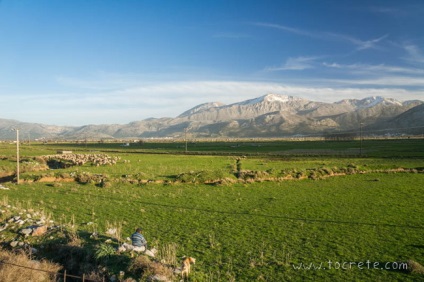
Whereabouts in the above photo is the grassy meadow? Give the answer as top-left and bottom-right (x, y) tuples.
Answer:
(0, 139), (423, 281)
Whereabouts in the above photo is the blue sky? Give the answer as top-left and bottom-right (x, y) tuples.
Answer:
(0, 0), (423, 125)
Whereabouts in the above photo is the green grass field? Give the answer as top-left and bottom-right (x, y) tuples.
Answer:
(0, 139), (423, 281)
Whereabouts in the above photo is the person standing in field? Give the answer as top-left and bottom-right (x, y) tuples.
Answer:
(131, 227), (147, 251)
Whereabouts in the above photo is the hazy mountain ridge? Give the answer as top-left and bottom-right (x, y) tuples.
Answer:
(1, 94), (423, 139)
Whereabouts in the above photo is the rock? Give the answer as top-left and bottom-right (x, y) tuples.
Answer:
(32, 225), (47, 236)
(18, 242), (24, 246)
(31, 248), (38, 254)
(150, 247), (158, 255)
(20, 228), (33, 236)
(13, 216), (21, 221)
(16, 219), (26, 225)
(10, 241), (18, 247)
(145, 249), (155, 257)
(106, 228), (117, 236)
(0, 185), (9, 190)
(0, 223), (9, 232)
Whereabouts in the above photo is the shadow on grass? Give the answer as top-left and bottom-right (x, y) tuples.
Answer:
(408, 244), (424, 249)
(34, 230), (132, 280)
(0, 174), (14, 183)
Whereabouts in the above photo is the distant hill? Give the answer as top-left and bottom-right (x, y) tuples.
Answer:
(1, 94), (423, 140)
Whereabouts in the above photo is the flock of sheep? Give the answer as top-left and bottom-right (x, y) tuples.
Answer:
(38, 153), (121, 167)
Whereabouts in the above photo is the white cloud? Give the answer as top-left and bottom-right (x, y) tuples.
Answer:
(254, 22), (387, 51)
(324, 76), (424, 87)
(322, 62), (424, 75)
(403, 44), (424, 64)
(266, 56), (318, 71)
(4, 80), (423, 126)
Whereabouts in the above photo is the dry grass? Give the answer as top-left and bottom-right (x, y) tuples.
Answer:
(129, 255), (175, 280)
(157, 242), (178, 266)
(105, 220), (123, 243)
(0, 248), (61, 282)
(408, 260), (424, 274)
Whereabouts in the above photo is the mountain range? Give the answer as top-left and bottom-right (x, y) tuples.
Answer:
(1, 94), (423, 140)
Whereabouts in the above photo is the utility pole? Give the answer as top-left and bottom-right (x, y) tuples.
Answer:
(360, 122), (363, 156)
(184, 128), (188, 153)
(13, 129), (20, 184)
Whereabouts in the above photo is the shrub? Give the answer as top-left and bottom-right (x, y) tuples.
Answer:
(176, 170), (226, 184)
(95, 243), (116, 261)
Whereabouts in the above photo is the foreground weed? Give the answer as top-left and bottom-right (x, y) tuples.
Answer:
(158, 242), (178, 266)
(105, 221), (123, 243)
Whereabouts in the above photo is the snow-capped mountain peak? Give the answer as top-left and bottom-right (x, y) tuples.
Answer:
(337, 96), (402, 109)
(240, 94), (303, 105)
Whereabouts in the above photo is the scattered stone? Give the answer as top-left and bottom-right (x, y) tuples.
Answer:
(32, 225), (47, 236)
(0, 223), (8, 232)
(0, 184), (10, 190)
(10, 241), (18, 247)
(26, 214), (32, 218)
(145, 249), (155, 257)
(20, 228), (33, 236)
(16, 219), (26, 225)
(105, 239), (113, 243)
(13, 216), (21, 221)
(18, 242), (24, 246)
(31, 247), (38, 254)
(106, 228), (117, 236)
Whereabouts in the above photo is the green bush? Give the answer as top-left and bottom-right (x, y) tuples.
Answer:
(94, 243), (116, 261)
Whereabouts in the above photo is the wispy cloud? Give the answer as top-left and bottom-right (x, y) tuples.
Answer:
(5, 79), (423, 126)
(323, 62), (424, 75)
(368, 6), (407, 17)
(254, 22), (387, 51)
(403, 44), (424, 64)
(265, 56), (319, 71)
(254, 22), (314, 37)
